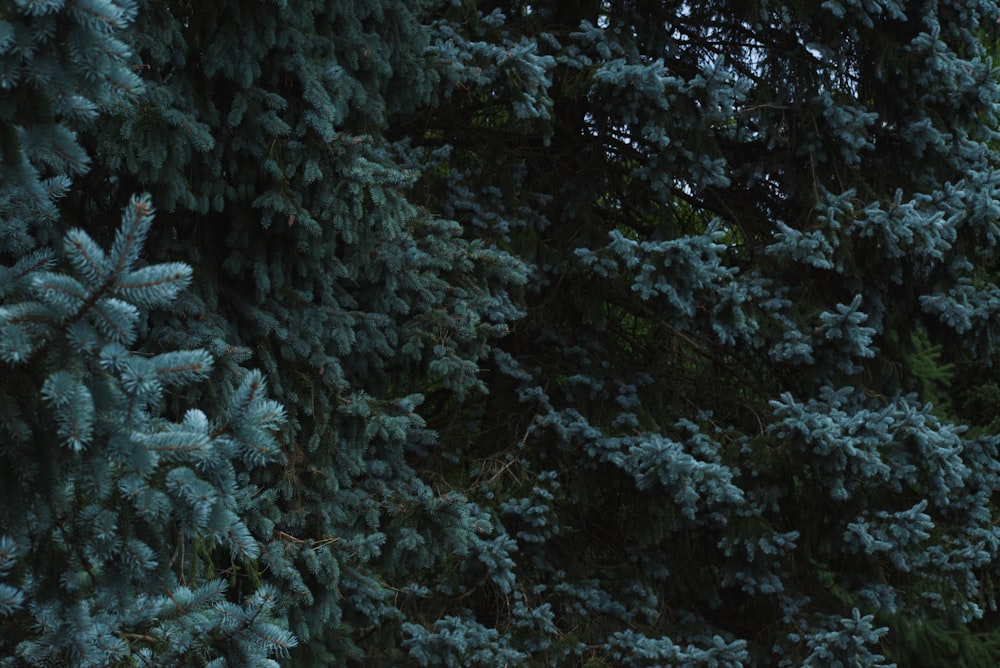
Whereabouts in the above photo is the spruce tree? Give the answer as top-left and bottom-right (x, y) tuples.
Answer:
(395, 0), (1000, 665)
(0, 0), (525, 665)
(0, 2), (298, 664)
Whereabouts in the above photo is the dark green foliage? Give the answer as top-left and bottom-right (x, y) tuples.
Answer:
(880, 612), (1000, 667)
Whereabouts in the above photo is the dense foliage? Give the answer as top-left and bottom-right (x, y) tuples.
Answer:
(4, 0), (1000, 665)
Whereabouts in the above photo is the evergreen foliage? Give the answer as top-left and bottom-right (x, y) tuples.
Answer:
(5, 0), (1000, 665)
(395, 0), (1000, 665)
